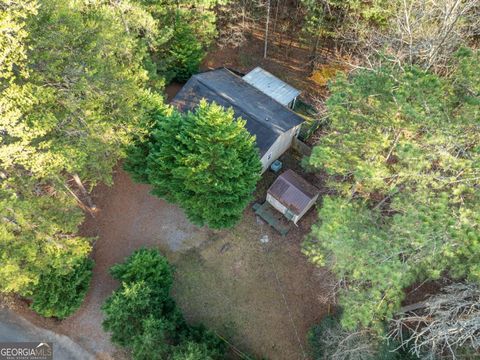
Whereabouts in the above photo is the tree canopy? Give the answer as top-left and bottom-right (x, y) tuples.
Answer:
(303, 48), (480, 330)
(125, 100), (262, 229)
(0, 0), (226, 316)
(30, 257), (94, 319)
(0, 0), (164, 300)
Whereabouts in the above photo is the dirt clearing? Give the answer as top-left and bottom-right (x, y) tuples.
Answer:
(173, 209), (334, 359)
(10, 165), (333, 360)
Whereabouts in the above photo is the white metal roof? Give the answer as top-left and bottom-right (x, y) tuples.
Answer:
(243, 67), (301, 107)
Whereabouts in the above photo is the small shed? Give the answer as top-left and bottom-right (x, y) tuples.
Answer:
(243, 67), (301, 109)
(266, 170), (320, 224)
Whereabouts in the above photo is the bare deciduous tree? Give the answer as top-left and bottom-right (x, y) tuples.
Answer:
(216, 1), (249, 48)
(390, 0), (479, 70)
(337, 0), (480, 71)
(314, 322), (380, 360)
(389, 283), (480, 359)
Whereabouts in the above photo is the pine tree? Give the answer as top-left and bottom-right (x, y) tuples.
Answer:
(304, 49), (480, 329)
(126, 101), (262, 229)
(0, 0), (162, 302)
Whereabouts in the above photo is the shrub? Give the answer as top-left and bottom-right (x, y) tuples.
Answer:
(171, 341), (217, 360)
(101, 248), (227, 360)
(102, 281), (157, 346)
(110, 248), (174, 299)
(30, 257), (93, 319)
(131, 316), (172, 360)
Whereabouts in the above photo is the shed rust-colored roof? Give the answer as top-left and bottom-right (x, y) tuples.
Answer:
(268, 170), (320, 215)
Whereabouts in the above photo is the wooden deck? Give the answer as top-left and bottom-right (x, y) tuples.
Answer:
(253, 202), (291, 236)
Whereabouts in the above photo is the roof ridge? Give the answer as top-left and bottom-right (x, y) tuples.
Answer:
(222, 68), (302, 118)
(194, 68), (302, 132)
(283, 170), (319, 197)
(193, 69), (285, 134)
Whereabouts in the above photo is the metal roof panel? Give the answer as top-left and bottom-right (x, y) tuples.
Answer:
(243, 67), (301, 106)
(267, 170), (320, 215)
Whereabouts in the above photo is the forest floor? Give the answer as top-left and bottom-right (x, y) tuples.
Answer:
(199, 28), (333, 104)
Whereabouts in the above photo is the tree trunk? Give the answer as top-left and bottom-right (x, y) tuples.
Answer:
(273, 0), (280, 37)
(72, 173), (96, 210)
(309, 34), (321, 72)
(264, 0), (271, 58)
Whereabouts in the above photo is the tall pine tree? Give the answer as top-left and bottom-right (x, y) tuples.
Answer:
(303, 49), (480, 330)
(0, 0), (163, 303)
(126, 101), (262, 229)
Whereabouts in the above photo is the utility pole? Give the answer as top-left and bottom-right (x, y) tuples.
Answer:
(264, 0), (271, 59)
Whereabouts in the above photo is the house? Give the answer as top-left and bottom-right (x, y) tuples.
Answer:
(171, 67), (304, 172)
(266, 169), (320, 224)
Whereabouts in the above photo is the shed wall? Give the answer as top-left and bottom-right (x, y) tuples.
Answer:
(293, 193), (319, 223)
(266, 193), (289, 215)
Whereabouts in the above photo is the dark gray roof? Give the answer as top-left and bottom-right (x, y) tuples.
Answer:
(171, 68), (304, 156)
(268, 170), (320, 215)
(243, 67), (301, 106)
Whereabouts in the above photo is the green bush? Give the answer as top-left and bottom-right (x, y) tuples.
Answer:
(131, 316), (172, 360)
(30, 257), (93, 319)
(171, 341), (217, 360)
(110, 247), (174, 299)
(180, 324), (227, 359)
(102, 281), (157, 346)
(101, 248), (227, 360)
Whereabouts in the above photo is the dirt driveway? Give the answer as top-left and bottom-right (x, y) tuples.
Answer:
(10, 165), (333, 360)
(61, 169), (212, 359)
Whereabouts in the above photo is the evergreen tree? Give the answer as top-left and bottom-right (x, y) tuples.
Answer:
(102, 249), (227, 359)
(304, 49), (480, 329)
(30, 258), (94, 319)
(126, 101), (262, 229)
(136, 0), (219, 82)
(0, 0), (163, 304)
(171, 341), (217, 360)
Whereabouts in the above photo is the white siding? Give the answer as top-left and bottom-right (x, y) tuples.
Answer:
(260, 124), (301, 173)
(266, 193), (288, 215)
(292, 193), (319, 224)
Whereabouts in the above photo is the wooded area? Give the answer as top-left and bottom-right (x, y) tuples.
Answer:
(1, 0), (479, 359)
